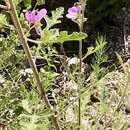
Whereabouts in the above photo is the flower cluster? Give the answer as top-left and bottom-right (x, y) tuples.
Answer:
(24, 5), (82, 35)
(25, 6), (82, 24)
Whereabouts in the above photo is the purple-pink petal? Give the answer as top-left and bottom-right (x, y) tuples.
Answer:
(68, 6), (81, 14)
(25, 11), (35, 24)
(66, 6), (81, 20)
(66, 13), (76, 19)
(37, 9), (47, 21)
(25, 8), (47, 24)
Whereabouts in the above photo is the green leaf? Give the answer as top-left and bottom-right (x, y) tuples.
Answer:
(23, 0), (31, 9)
(19, 113), (51, 130)
(40, 68), (59, 90)
(45, 7), (64, 29)
(85, 35), (107, 57)
(58, 31), (87, 43)
(41, 29), (60, 45)
(41, 29), (87, 45)
(85, 47), (94, 56)
(37, 0), (45, 5)
(38, 125), (49, 130)
(0, 14), (7, 29)
(86, 43), (105, 56)
(81, 90), (91, 112)
(13, 0), (19, 6)
(22, 100), (32, 114)
(99, 102), (109, 114)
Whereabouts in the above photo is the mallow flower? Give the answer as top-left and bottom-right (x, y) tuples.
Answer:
(66, 6), (81, 20)
(25, 8), (47, 25)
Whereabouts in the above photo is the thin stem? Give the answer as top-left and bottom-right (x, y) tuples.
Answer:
(78, 0), (87, 130)
(82, 52), (88, 61)
(27, 38), (42, 44)
(25, 24), (35, 36)
(6, 0), (61, 129)
(60, 44), (70, 75)
(2, 64), (14, 83)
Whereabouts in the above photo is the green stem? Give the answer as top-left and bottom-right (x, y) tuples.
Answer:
(27, 38), (42, 44)
(60, 44), (70, 75)
(6, 0), (61, 129)
(78, 0), (87, 130)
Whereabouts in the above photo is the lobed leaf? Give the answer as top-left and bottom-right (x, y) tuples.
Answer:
(45, 7), (64, 29)
(41, 29), (87, 45)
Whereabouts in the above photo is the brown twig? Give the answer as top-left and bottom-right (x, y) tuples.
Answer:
(5, 0), (61, 129)
(0, 4), (9, 10)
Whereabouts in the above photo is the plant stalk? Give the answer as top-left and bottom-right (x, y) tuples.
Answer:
(78, 0), (87, 130)
(5, 0), (61, 129)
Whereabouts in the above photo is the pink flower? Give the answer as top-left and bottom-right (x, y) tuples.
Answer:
(25, 8), (47, 24)
(66, 6), (81, 20)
